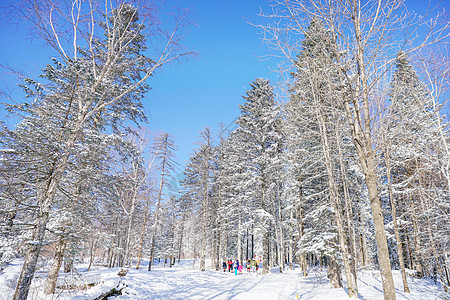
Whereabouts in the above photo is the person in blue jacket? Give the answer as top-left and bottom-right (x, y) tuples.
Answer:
(234, 259), (239, 275)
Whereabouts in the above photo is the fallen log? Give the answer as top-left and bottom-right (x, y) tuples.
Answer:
(93, 284), (126, 300)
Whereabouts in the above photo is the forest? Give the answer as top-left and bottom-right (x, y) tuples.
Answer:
(0, 0), (449, 299)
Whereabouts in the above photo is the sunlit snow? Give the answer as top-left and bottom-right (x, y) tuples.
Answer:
(0, 259), (446, 299)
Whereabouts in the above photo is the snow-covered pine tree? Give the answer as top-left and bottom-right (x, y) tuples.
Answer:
(287, 18), (358, 296)
(284, 73), (328, 276)
(381, 52), (449, 289)
(181, 128), (216, 271)
(197, 128), (215, 271)
(209, 124), (229, 270)
(217, 129), (251, 263)
(233, 78), (283, 274)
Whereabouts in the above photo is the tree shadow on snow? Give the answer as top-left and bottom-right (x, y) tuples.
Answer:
(204, 279), (262, 299)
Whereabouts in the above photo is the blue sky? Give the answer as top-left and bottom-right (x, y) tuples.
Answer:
(0, 0), (279, 173)
(0, 0), (447, 175)
(147, 0), (279, 169)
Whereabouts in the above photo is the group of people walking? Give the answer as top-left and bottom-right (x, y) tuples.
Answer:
(222, 257), (260, 275)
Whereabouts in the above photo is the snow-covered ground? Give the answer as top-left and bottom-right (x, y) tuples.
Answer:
(0, 259), (447, 299)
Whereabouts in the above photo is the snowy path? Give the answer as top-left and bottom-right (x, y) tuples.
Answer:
(1, 260), (447, 299)
(78, 266), (446, 300)
(127, 269), (303, 299)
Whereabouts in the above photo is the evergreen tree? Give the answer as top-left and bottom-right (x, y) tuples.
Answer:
(381, 52), (449, 288)
(234, 78), (283, 274)
(287, 18), (359, 295)
(181, 128), (216, 271)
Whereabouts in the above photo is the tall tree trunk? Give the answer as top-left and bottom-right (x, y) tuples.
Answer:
(178, 216), (185, 263)
(277, 195), (285, 273)
(237, 215), (242, 263)
(117, 223), (124, 267)
(218, 219), (224, 267)
(314, 97), (357, 297)
(404, 227), (413, 269)
(261, 186), (270, 274)
(411, 208), (424, 277)
(251, 227), (254, 259)
(87, 240), (97, 272)
(136, 194), (151, 269)
(64, 253), (73, 273)
(200, 174), (209, 271)
(289, 209), (294, 270)
(345, 2), (397, 298)
(199, 215), (206, 271)
(124, 187), (139, 267)
(365, 164), (397, 299)
(336, 126), (359, 292)
(358, 206), (372, 267)
(44, 240), (66, 295)
(109, 217), (120, 268)
(328, 256), (343, 288)
(13, 126), (79, 300)
(359, 232), (367, 266)
(269, 230), (275, 269)
(14, 210), (48, 300)
(385, 154), (410, 292)
(14, 143), (75, 300)
(215, 187), (223, 270)
(107, 247), (113, 268)
(444, 255), (450, 289)
(262, 230), (269, 274)
(297, 198), (307, 277)
(149, 157), (166, 271)
(212, 229), (218, 270)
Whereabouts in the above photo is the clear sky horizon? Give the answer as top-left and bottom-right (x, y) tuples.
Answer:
(0, 0), (447, 182)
